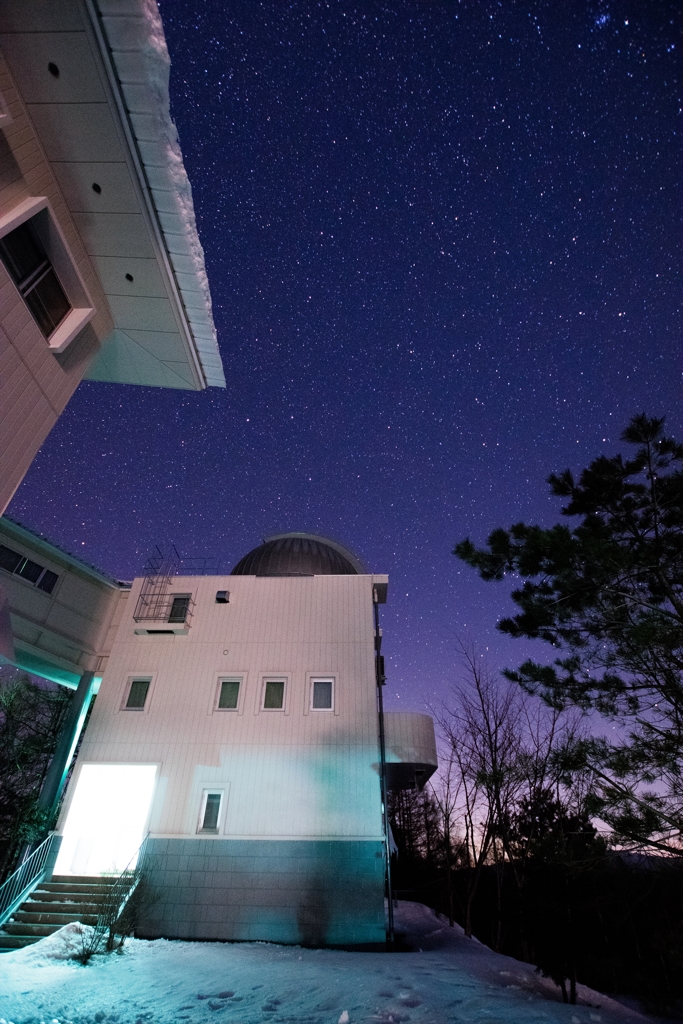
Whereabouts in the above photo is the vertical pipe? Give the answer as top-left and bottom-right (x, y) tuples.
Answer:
(374, 588), (394, 946)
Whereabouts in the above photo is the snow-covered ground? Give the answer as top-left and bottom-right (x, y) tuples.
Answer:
(0, 901), (656, 1024)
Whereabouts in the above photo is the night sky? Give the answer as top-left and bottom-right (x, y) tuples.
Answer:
(8, 1), (683, 711)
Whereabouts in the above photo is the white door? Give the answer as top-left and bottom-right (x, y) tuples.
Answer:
(55, 764), (157, 876)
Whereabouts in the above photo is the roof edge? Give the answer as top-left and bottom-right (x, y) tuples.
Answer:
(0, 516), (129, 590)
(87, 0), (225, 389)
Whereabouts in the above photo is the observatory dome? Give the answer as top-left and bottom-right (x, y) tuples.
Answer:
(231, 533), (365, 576)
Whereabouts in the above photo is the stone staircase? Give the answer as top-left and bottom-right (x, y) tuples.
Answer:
(0, 875), (117, 951)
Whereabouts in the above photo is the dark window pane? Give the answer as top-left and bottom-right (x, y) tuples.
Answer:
(218, 680), (240, 709)
(126, 679), (150, 709)
(0, 223), (45, 285)
(25, 267), (70, 337)
(312, 680), (333, 709)
(0, 545), (22, 574)
(37, 569), (59, 594)
(0, 221), (71, 340)
(168, 596), (190, 623)
(202, 793), (221, 831)
(16, 558), (43, 584)
(263, 680), (284, 709)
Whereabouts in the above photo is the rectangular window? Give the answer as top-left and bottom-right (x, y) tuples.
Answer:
(0, 544), (59, 594)
(0, 89), (12, 129)
(0, 545), (22, 574)
(0, 221), (70, 339)
(199, 791), (222, 833)
(263, 679), (285, 710)
(16, 557), (43, 584)
(168, 595), (190, 624)
(0, 197), (95, 354)
(218, 679), (240, 710)
(311, 678), (334, 710)
(125, 679), (151, 710)
(37, 569), (59, 594)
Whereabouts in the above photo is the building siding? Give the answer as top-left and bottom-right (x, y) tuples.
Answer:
(0, 52), (114, 512)
(62, 573), (388, 944)
(72, 575), (385, 841)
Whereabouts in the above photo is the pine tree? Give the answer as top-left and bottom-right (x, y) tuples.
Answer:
(455, 415), (683, 854)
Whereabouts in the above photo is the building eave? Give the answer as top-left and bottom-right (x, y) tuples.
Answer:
(86, 0), (225, 389)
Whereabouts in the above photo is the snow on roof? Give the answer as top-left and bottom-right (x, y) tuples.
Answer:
(96, 0), (225, 388)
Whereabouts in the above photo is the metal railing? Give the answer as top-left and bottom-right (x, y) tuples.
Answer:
(93, 833), (149, 952)
(0, 833), (58, 927)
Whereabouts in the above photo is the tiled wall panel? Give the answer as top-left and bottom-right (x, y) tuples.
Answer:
(139, 837), (386, 946)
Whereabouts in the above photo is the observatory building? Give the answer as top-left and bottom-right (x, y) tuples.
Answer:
(51, 533), (437, 946)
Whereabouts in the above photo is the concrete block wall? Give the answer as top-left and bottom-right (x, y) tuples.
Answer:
(138, 838), (386, 946)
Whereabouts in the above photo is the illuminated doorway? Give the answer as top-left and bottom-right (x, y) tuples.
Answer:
(55, 764), (157, 876)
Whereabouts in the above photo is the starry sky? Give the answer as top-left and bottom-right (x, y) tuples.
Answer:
(8, 0), (683, 711)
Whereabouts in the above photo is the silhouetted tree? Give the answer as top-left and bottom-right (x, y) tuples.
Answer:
(0, 673), (71, 880)
(456, 415), (683, 855)
(510, 788), (607, 1003)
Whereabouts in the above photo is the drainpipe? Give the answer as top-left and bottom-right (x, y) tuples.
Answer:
(37, 670), (96, 825)
(373, 587), (394, 946)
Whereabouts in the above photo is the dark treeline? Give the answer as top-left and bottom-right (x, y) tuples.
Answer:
(388, 649), (683, 1015)
(0, 673), (73, 881)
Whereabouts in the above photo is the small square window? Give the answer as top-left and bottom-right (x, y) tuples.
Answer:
(263, 679), (285, 709)
(125, 678), (151, 709)
(198, 791), (222, 833)
(218, 679), (240, 710)
(311, 679), (334, 710)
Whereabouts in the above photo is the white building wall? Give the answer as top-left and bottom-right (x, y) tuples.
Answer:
(0, 517), (128, 681)
(0, 51), (114, 513)
(71, 574), (387, 842)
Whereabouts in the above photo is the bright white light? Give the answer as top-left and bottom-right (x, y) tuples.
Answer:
(55, 764), (157, 876)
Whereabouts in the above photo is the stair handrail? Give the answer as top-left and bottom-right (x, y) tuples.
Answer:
(92, 832), (150, 952)
(0, 832), (58, 927)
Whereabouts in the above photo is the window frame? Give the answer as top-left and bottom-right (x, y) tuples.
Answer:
(304, 673), (339, 716)
(309, 677), (335, 713)
(0, 196), (95, 353)
(214, 676), (243, 713)
(197, 789), (225, 834)
(167, 593), (191, 625)
(120, 674), (155, 714)
(0, 89), (12, 129)
(258, 674), (289, 714)
(0, 543), (60, 595)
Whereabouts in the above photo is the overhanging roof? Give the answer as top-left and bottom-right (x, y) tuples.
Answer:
(0, 0), (225, 391)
